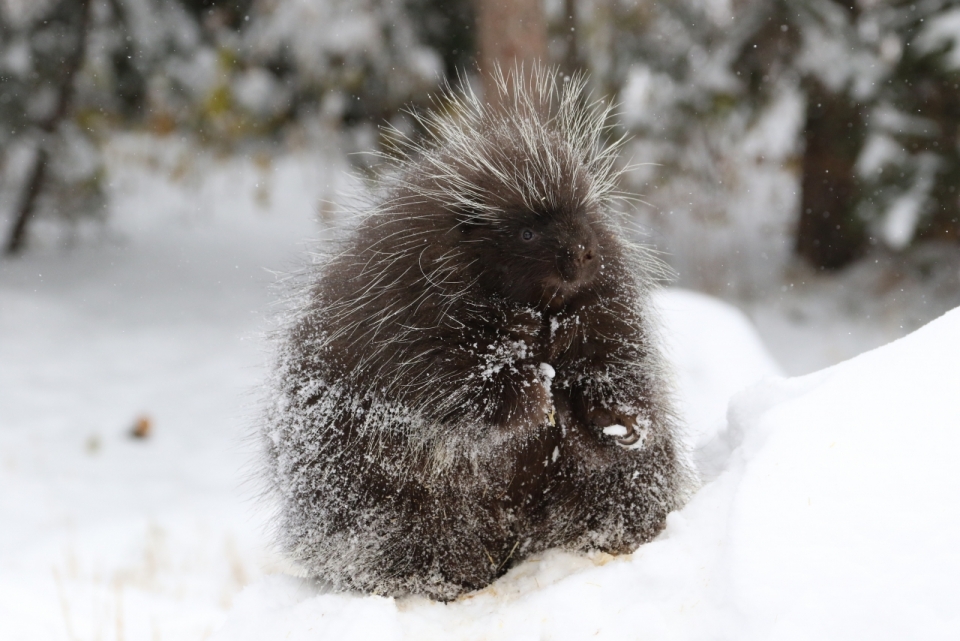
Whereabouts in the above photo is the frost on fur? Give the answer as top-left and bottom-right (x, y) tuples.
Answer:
(262, 65), (695, 601)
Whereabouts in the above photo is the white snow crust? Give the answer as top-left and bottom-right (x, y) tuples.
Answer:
(3, 133), (959, 640)
(0, 134), (347, 641)
(213, 303), (960, 641)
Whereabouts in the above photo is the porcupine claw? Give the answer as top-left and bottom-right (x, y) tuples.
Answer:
(615, 426), (642, 448)
(601, 423), (639, 447)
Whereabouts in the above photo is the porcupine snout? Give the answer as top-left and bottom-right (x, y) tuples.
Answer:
(556, 227), (599, 286)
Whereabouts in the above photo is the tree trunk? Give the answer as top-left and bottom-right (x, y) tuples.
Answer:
(475, 0), (548, 103)
(560, 0), (581, 78)
(4, 148), (49, 255)
(910, 69), (960, 244)
(796, 80), (868, 270)
(5, 0), (93, 256)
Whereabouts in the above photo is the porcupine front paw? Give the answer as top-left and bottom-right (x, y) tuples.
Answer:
(586, 407), (645, 448)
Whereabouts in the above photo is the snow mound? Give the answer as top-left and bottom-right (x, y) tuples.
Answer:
(0, 130), (780, 640)
(213, 306), (960, 640)
(0, 136), (345, 641)
(654, 288), (783, 452)
(214, 308), (960, 641)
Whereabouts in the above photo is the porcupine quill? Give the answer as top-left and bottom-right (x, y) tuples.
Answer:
(261, 65), (694, 601)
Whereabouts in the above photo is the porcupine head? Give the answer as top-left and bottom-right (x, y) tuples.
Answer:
(368, 66), (657, 441)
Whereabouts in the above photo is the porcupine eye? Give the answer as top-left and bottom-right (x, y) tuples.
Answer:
(521, 228), (535, 242)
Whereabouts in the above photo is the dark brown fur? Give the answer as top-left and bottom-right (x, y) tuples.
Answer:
(264, 71), (691, 600)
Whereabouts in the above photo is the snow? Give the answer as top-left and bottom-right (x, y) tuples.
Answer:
(601, 424), (628, 437)
(882, 193), (923, 250)
(624, 82), (804, 298)
(745, 246), (960, 377)
(0, 133), (346, 640)
(232, 68), (291, 118)
(3, 132), (960, 640)
(538, 362), (556, 381)
(212, 303), (960, 641)
(916, 8), (960, 70)
(619, 65), (676, 130)
(655, 288), (783, 455)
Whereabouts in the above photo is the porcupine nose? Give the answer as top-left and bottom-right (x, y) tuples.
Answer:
(575, 245), (595, 268)
(560, 238), (599, 284)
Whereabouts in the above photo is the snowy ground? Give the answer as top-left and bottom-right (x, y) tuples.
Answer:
(2, 135), (958, 640)
(0, 134), (344, 640)
(742, 246), (960, 376)
(211, 299), (960, 641)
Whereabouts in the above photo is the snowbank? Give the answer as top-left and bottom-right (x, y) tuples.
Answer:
(0, 183), (779, 641)
(1, 132), (778, 640)
(212, 306), (960, 640)
(0, 135), (344, 641)
(5, 133), (956, 639)
(654, 288), (783, 461)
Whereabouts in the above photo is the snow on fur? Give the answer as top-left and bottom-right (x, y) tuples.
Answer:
(261, 66), (693, 600)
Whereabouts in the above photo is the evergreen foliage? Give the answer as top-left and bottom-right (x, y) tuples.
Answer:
(573, 0), (960, 272)
(3, 0), (959, 264)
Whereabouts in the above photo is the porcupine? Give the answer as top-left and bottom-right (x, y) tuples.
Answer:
(262, 67), (694, 601)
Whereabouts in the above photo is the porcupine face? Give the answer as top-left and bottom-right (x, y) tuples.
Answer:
(457, 194), (604, 312)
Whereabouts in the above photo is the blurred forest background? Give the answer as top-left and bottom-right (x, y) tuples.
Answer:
(2, 0), (960, 342)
